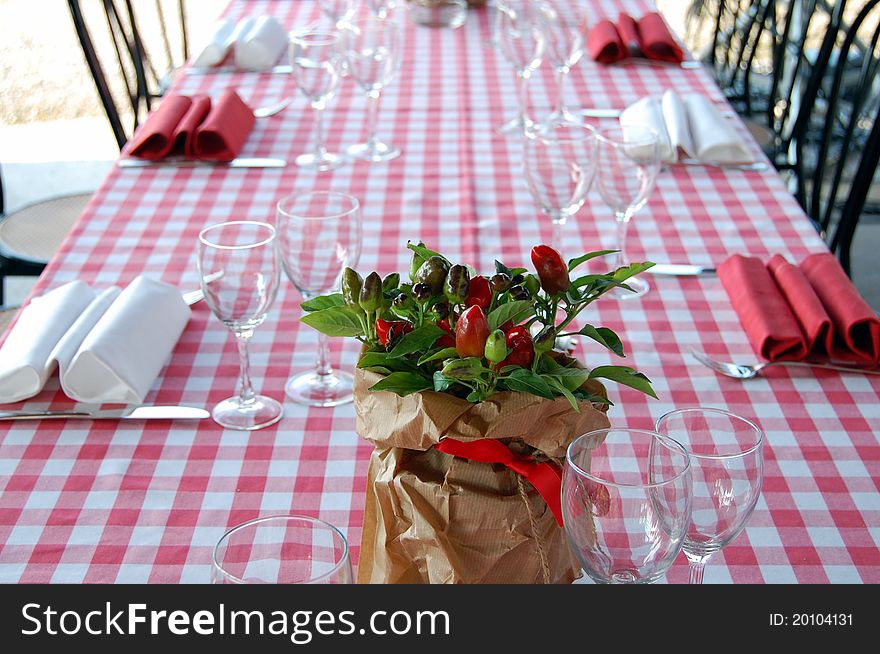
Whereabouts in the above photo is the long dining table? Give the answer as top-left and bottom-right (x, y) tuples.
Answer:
(0, 0), (878, 584)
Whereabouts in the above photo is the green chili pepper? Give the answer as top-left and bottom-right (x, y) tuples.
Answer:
(382, 272), (400, 292)
(444, 265), (470, 304)
(342, 268), (363, 312)
(484, 329), (507, 365)
(359, 272), (382, 312)
(533, 325), (557, 354)
(523, 274), (541, 298)
(415, 256), (450, 295)
(412, 283), (432, 303)
(408, 241), (427, 282)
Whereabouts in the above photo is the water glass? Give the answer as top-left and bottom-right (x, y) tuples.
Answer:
(595, 124), (661, 299)
(655, 408), (764, 584)
(276, 191), (363, 407)
(212, 515), (353, 584)
(495, 0), (546, 134)
(318, 0), (356, 28)
(197, 221), (283, 431)
(539, 0), (588, 127)
(563, 428), (692, 583)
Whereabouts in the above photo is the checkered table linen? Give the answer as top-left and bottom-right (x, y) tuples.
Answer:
(0, 0), (877, 584)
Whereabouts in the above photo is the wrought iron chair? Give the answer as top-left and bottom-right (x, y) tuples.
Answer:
(67, 0), (189, 150)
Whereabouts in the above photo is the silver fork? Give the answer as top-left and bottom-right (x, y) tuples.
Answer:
(690, 349), (880, 379)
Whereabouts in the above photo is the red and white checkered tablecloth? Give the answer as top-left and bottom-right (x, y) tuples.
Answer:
(1, 0), (877, 584)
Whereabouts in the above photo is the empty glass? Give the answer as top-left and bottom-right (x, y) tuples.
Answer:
(277, 192), (363, 407)
(367, 0), (397, 19)
(318, 0), (356, 28)
(343, 17), (402, 162)
(197, 221), (283, 431)
(538, 1), (588, 127)
(495, 0), (546, 134)
(563, 428), (692, 584)
(212, 515), (353, 584)
(290, 31), (345, 172)
(655, 408), (764, 585)
(523, 123), (597, 254)
(595, 124), (661, 299)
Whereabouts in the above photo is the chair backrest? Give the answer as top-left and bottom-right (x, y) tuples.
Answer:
(67, 0), (189, 150)
(790, 0), (880, 273)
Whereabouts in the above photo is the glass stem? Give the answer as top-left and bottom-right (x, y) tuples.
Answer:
(516, 70), (530, 128)
(686, 552), (712, 585)
(551, 213), (566, 255)
(312, 102), (327, 159)
(366, 89), (381, 147)
(614, 211), (631, 270)
(315, 331), (334, 380)
(554, 66), (568, 116)
(235, 331), (256, 406)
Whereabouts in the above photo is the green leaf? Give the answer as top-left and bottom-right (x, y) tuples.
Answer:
(549, 367), (592, 392)
(546, 376), (581, 413)
(407, 242), (448, 265)
(433, 370), (453, 392)
(368, 372), (433, 397)
(387, 323), (445, 359)
(503, 368), (555, 400)
(495, 260), (512, 276)
(487, 300), (535, 330)
(577, 325), (625, 357)
(300, 306), (364, 337)
(357, 351), (419, 373)
(567, 250), (617, 272)
(300, 293), (346, 312)
(589, 366), (658, 399)
(613, 262), (655, 283)
(417, 347), (460, 366)
(571, 274), (606, 291)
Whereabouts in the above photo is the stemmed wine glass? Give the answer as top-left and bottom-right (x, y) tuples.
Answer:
(655, 408), (764, 585)
(318, 0), (356, 28)
(277, 191), (363, 407)
(595, 124), (661, 299)
(538, 0), (588, 127)
(523, 123), (597, 255)
(197, 221), (283, 431)
(563, 428), (692, 584)
(290, 31), (345, 172)
(495, 0), (546, 135)
(212, 515), (353, 584)
(366, 0), (396, 19)
(342, 17), (402, 162)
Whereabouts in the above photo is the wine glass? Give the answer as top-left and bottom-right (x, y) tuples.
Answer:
(655, 408), (764, 585)
(342, 17), (401, 162)
(523, 123), (597, 255)
(563, 428), (692, 584)
(277, 191), (363, 407)
(538, 0), (588, 127)
(318, 0), (356, 28)
(366, 0), (396, 19)
(197, 221), (283, 431)
(290, 31), (345, 172)
(495, 0), (546, 135)
(212, 515), (353, 584)
(595, 124), (661, 299)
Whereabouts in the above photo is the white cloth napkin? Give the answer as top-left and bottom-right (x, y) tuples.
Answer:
(620, 90), (753, 164)
(0, 276), (190, 404)
(234, 16), (288, 71)
(191, 18), (239, 68)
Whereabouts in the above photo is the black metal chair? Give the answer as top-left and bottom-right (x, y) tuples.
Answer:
(789, 0), (880, 274)
(67, 0), (189, 150)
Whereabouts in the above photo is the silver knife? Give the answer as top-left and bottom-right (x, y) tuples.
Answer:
(647, 263), (716, 276)
(185, 64), (293, 76)
(0, 406), (210, 421)
(118, 158), (286, 169)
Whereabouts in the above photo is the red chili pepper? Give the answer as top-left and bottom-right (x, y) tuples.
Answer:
(530, 245), (570, 295)
(465, 276), (492, 311)
(376, 319), (413, 347)
(494, 325), (534, 371)
(455, 305), (490, 358)
(436, 319), (456, 348)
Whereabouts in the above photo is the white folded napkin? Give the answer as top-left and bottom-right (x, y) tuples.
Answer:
(234, 16), (288, 71)
(191, 18), (238, 68)
(620, 90), (753, 164)
(0, 276), (190, 404)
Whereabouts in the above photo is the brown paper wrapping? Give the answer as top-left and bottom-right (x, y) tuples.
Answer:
(355, 365), (611, 584)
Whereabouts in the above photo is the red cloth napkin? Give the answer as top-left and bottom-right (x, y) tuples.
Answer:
(126, 91), (255, 162)
(718, 253), (880, 364)
(587, 12), (684, 65)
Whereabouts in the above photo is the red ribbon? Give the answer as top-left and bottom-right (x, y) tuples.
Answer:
(435, 438), (564, 527)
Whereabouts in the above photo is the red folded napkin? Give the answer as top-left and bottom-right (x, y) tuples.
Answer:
(126, 91), (255, 162)
(718, 253), (880, 364)
(587, 12), (684, 65)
